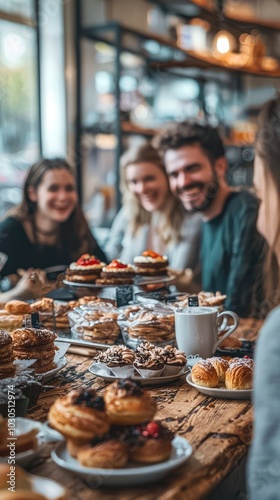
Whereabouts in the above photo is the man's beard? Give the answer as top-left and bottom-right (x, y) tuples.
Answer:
(178, 172), (220, 212)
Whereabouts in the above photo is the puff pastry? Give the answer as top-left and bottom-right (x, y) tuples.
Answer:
(104, 379), (157, 425)
(191, 360), (219, 388)
(225, 362), (253, 390)
(48, 388), (110, 455)
(207, 357), (229, 382)
(77, 439), (128, 468)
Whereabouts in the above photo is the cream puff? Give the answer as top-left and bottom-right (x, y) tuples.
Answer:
(103, 379), (157, 426)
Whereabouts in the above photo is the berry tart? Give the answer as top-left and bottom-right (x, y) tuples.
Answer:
(96, 259), (135, 285)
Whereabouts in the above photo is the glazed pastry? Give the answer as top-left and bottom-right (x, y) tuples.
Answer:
(65, 254), (105, 283)
(125, 421), (174, 464)
(225, 362), (253, 390)
(4, 300), (31, 315)
(77, 438), (128, 469)
(191, 360), (219, 388)
(96, 259), (136, 285)
(48, 388), (110, 456)
(104, 378), (157, 425)
(0, 331), (15, 379)
(134, 250), (169, 276)
(207, 357), (229, 382)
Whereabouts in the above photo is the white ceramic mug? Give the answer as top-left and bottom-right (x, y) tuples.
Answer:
(175, 307), (239, 359)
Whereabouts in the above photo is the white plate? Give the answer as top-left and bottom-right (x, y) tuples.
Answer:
(186, 373), (252, 400)
(0, 418), (45, 467)
(40, 356), (67, 383)
(63, 274), (175, 289)
(51, 436), (192, 487)
(56, 335), (111, 350)
(89, 364), (189, 386)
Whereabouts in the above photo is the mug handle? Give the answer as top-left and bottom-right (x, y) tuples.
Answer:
(212, 311), (239, 354)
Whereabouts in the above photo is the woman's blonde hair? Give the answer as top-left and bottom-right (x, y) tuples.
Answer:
(255, 96), (280, 309)
(120, 142), (184, 244)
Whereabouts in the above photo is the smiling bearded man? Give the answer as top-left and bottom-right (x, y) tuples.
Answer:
(154, 121), (265, 317)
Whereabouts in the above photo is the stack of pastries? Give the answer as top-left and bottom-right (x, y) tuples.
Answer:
(65, 254), (106, 284)
(10, 328), (57, 374)
(0, 331), (15, 379)
(48, 379), (174, 467)
(133, 250), (169, 276)
(191, 356), (253, 390)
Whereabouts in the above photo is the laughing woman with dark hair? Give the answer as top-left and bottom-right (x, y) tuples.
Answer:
(0, 158), (107, 301)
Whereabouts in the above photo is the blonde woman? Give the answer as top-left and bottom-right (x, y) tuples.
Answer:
(105, 142), (201, 279)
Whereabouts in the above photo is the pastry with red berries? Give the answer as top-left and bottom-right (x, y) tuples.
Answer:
(123, 421), (174, 464)
(134, 250), (168, 276)
(96, 259), (136, 285)
(65, 254), (106, 283)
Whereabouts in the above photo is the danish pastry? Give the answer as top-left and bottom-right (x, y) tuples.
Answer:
(191, 360), (219, 388)
(207, 357), (229, 382)
(104, 379), (157, 425)
(225, 361), (253, 390)
(77, 438), (128, 469)
(127, 421), (174, 464)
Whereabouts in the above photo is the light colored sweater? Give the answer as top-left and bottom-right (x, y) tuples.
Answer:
(105, 207), (202, 272)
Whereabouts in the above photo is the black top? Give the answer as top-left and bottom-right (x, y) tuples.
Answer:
(201, 190), (265, 317)
(0, 216), (107, 278)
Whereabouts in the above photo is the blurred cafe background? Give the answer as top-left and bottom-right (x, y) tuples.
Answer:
(1, 0), (280, 246)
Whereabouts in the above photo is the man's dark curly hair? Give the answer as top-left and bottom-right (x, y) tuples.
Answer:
(153, 121), (225, 165)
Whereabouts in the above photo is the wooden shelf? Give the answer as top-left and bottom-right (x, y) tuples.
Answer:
(187, 0), (280, 31)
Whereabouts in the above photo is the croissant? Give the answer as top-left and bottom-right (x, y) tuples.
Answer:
(191, 361), (219, 388)
(225, 362), (253, 390)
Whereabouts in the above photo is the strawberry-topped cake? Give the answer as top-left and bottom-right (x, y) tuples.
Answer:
(134, 250), (169, 276)
(65, 254), (106, 283)
(96, 259), (135, 285)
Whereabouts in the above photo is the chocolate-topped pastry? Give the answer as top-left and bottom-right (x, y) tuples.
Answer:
(104, 378), (157, 425)
(162, 344), (187, 375)
(134, 342), (165, 378)
(48, 387), (110, 457)
(94, 345), (135, 377)
(96, 259), (135, 285)
(124, 421), (174, 464)
(10, 327), (57, 374)
(65, 254), (105, 283)
(134, 250), (168, 276)
(0, 331), (15, 379)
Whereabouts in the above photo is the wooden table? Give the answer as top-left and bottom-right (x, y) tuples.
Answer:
(28, 318), (261, 500)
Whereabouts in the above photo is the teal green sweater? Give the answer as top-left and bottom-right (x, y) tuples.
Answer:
(201, 190), (264, 317)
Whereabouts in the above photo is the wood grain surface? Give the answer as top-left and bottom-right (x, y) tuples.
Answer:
(27, 318), (261, 500)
